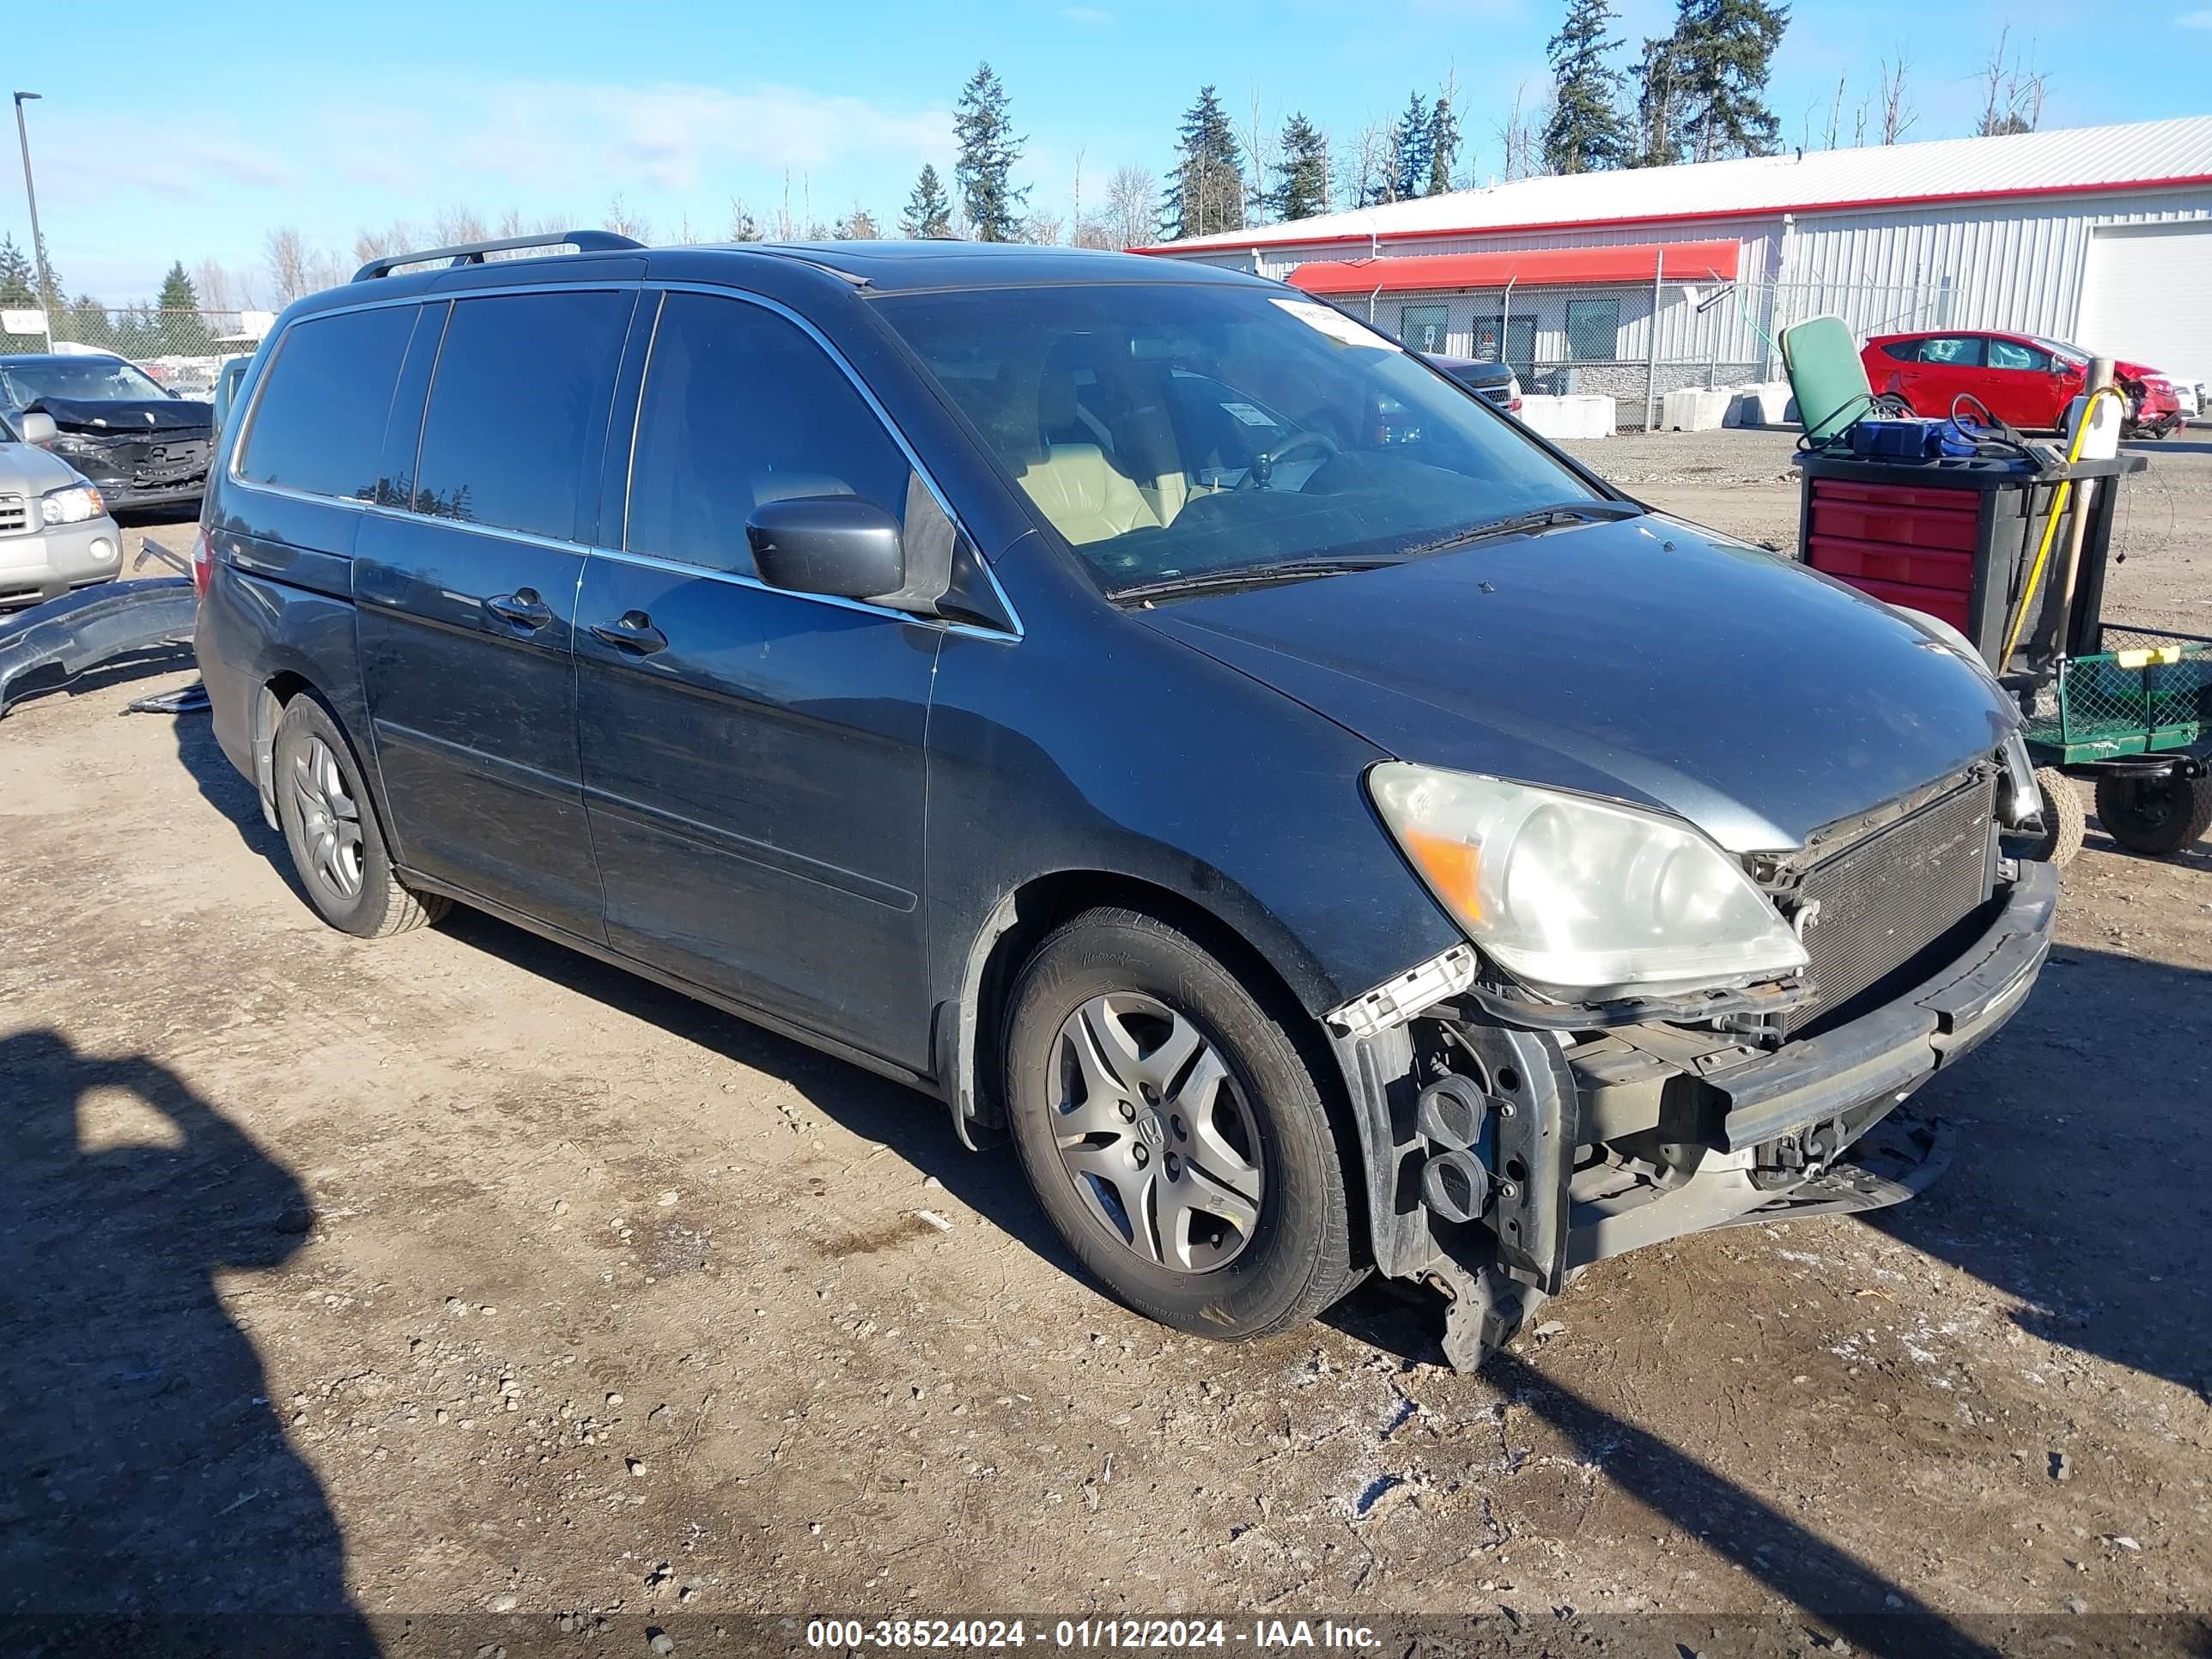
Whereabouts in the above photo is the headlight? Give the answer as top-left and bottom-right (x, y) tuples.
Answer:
(40, 483), (105, 525)
(1368, 763), (1808, 1000)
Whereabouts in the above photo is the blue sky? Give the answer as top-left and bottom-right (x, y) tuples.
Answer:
(7, 0), (2209, 303)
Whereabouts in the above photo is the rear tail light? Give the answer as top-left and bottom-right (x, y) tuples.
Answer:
(191, 526), (214, 602)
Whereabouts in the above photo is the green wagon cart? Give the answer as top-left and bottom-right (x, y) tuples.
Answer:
(2016, 624), (2212, 864)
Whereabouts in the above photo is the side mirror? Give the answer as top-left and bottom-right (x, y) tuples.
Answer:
(17, 410), (56, 446)
(747, 496), (904, 602)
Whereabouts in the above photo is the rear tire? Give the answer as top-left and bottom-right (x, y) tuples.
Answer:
(2094, 769), (2212, 857)
(272, 694), (447, 938)
(1001, 907), (1357, 1342)
(2013, 766), (2086, 867)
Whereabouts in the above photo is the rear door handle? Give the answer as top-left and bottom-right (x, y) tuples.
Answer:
(484, 590), (553, 629)
(590, 611), (668, 654)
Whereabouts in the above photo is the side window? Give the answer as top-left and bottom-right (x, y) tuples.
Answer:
(1987, 339), (2050, 373)
(1919, 336), (1985, 368)
(1565, 298), (1620, 362)
(235, 307), (416, 501)
(624, 292), (914, 576)
(1882, 340), (1924, 362)
(412, 289), (632, 541)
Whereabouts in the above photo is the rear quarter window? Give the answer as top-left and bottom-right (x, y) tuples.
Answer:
(236, 307), (419, 500)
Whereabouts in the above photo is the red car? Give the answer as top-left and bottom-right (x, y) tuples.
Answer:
(1861, 329), (2184, 438)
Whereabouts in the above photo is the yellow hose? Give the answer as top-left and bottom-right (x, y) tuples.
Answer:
(2001, 384), (2128, 666)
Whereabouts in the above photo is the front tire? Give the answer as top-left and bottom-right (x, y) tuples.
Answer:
(1001, 907), (1357, 1342)
(2094, 769), (2212, 856)
(2013, 766), (2086, 867)
(272, 694), (447, 938)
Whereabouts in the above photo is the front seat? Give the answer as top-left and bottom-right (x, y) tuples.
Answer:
(1012, 367), (1161, 545)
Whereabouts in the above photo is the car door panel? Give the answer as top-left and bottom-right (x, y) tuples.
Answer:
(355, 519), (598, 930)
(574, 558), (940, 1060)
(350, 285), (636, 939)
(574, 287), (945, 1067)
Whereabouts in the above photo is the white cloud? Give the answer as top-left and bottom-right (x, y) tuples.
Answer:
(1064, 5), (1117, 23)
(2180, 8), (2212, 24)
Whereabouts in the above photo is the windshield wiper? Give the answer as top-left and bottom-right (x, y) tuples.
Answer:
(1401, 499), (1645, 558)
(1110, 556), (1401, 605)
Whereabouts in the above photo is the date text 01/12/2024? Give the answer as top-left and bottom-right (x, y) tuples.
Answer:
(804, 1619), (1380, 1650)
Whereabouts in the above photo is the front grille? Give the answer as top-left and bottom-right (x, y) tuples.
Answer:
(1787, 772), (1996, 1032)
(0, 494), (27, 537)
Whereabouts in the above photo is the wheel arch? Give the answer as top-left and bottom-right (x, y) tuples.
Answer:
(937, 866), (1377, 1264)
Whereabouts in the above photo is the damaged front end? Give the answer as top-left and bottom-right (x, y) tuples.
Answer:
(32, 397), (215, 511)
(1327, 757), (2056, 1372)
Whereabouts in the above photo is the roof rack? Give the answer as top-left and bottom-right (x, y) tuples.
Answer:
(351, 229), (646, 283)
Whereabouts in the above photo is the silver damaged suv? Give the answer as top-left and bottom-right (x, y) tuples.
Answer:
(1, 410), (123, 610)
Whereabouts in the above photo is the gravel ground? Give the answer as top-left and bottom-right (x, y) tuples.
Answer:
(3, 437), (2209, 1656)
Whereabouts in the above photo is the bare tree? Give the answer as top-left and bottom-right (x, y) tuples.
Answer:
(264, 226), (312, 303)
(727, 198), (764, 241)
(1977, 26), (2050, 137)
(193, 259), (239, 313)
(832, 203), (882, 240)
(431, 207), (489, 247)
(603, 192), (650, 241)
(1244, 86), (1274, 227)
(1104, 165), (1155, 250)
(1876, 51), (1917, 144)
(1495, 83), (1549, 182)
(1342, 120), (1390, 209)
(1024, 205), (1065, 246)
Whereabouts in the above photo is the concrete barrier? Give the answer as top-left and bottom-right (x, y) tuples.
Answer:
(1661, 387), (1734, 431)
(1518, 393), (1616, 441)
(1723, 381), (1797, 428)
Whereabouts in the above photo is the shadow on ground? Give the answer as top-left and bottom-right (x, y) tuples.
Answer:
(0, 1030), (378, 1654)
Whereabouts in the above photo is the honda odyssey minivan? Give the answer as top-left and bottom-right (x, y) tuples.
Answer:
(196, 233), (2055, 1368)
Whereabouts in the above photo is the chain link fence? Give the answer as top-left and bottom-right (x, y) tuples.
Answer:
(1, 305), (276, 398)
(1359, 277), (1954, 430)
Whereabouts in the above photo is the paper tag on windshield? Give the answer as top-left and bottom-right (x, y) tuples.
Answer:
(1219, 401), (1277, 427)
(1270, 297), (1401, 350)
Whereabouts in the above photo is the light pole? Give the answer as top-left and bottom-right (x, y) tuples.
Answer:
(13, 91), (53, 352)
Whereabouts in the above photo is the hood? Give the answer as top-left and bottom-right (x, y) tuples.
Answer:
(0, 438), (96, 495)
(28, 395), (214, 434)
(1140, 514), (2017, 853)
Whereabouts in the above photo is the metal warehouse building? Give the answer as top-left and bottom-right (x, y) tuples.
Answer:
(1144, 116), (2212, 426)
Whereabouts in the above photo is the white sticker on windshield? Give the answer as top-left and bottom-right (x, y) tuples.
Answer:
(1269, 297), (1402, 350)
(1219, 401), (1278, 427)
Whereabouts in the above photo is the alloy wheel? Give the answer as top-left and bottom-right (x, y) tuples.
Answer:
(1048, 992), (1264, 1273)
(290, 735), (365, 901)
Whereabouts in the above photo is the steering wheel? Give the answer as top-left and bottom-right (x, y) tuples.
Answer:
(1240, 430), (1339, 489)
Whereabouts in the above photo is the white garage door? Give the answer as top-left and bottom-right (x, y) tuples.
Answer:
(2077, 221), (2212, 376)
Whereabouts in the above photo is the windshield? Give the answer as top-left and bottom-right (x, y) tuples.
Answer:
(0, 356), (174, 408)
(876, 283), (1601, 592)
(2032, 337), (2090, 367)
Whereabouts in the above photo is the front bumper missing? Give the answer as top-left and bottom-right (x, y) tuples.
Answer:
(1334, 860), (2057, 1371)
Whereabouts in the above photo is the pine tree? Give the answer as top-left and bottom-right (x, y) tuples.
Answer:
(1648, 0), (1789, 165)
(1269, 113), (1331, 222)
(1544, 0), (1635, 173)
(1160, 86), (1246, 240)
(0, 234), (33, 306)
(1635, 2), (1692, 166)
(902, 164), (953, 238)
(1382, 91), (1432, 202)
(1426, 98), (1462, 195)
(953, 64), (1030, 242)
(157, 261), (198, 312)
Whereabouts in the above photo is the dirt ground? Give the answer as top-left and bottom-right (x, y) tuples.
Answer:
(3, 441), (2209, 1656)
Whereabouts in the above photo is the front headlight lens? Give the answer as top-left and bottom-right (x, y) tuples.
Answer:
(40, 483), (105, 525)
(1369, 763), (1808, 1000)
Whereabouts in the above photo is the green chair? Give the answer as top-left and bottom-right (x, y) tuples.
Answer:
(1780, 314), (1873, 446)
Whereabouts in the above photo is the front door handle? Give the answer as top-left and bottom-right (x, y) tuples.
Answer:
(590, 611), (669, 654)
(485, 590), (553, 629)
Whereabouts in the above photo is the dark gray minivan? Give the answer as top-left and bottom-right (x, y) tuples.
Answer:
(195, 233), (2055, 1368)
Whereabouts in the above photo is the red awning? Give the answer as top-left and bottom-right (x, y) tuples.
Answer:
(1284, 239), (1741, 296)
